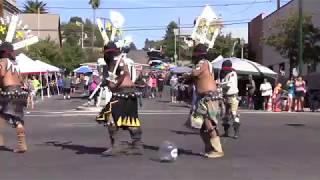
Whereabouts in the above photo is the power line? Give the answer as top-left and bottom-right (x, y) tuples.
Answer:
(18, 1), (272, 10)
(122, 22), (250, 31)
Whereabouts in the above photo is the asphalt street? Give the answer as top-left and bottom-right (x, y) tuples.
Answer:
(1, 93), (320, 180)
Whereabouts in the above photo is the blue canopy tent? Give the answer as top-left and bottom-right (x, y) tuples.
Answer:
(74, 66), (93, 74)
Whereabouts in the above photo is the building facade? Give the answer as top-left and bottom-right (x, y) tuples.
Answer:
(19, 14), (62, 46)
(248, 0), (320, 78)
(0, 0), (20, 17)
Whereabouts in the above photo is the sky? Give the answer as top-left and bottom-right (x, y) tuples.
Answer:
(16, 0), (290, 48)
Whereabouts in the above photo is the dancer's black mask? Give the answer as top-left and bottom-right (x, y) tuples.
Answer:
(220, 60), (233, 80)
(192, 44), (208, 65)
(0, 42), (15, 60)
(103, 42), (121, 67)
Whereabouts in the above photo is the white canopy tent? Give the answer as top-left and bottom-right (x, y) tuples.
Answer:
(212, 57), (277, 78)
(34, 60), (61, 72)
(16, 53), (46, 100)
(34, 60), (62, 96)
(16, 53), (47, 74)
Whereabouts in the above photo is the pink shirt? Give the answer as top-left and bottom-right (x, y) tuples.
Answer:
(295, 80), (305, 92)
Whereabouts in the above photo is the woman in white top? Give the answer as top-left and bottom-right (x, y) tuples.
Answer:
(259, 78), (273, 110)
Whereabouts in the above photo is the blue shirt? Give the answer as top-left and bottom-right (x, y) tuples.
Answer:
(288, 83), (295, 95)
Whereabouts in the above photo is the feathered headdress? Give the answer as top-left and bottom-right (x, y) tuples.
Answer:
(0, 15), (39, 50)
(186, 5), (222, 50)
(96, 10), (132, 50)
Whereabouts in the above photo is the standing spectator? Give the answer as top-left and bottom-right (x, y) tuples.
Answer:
(294, 76), (306, 112)
(71, 74), (77, 94)
(135, 74), (146, 98)
(151, 75), (157, 98)
(272, 83), (282, 112)
(49, 78), (56, 95)
(63, 74), (72, 100)
(286, 78), (295, 112)
(88, 76), (99, 105)
(31, 76), (41, 101)
(259, 78), (273, 110)
(147, 74), (153, 98)
(157, 73), (165, 98)
(246, 75), (256, 109)
(170, 74), (178, 103)
(57, 76), (64, 94)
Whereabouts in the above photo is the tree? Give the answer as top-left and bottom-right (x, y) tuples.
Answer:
(69, 17), (83, 24)
(23, 38), (88, 71)
(61, 18), (103, 48)
(206, 34), (247, 60)
(89, 0), (100, 47)
(129, 42), (137, 50)
(163, 21), (179, 60)
(23, 0), (47, 14)
(266, 13), (320, 75)
(144, 38), (162, 50)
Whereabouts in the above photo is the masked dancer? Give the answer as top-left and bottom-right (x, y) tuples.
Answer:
(219, 60), (240, 139)
(96, 42), (143, 156)
(186, 44), (224, 158)
(0, 42), (28, 153)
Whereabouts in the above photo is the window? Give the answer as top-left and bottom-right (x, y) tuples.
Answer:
(268, 65), (273, 70)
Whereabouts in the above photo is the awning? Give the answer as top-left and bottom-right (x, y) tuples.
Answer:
(16, 53), (47, 74)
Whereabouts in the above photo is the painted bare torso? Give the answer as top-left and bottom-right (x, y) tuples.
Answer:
(0, 58), (22, 87)
(192, 60), (217, 94)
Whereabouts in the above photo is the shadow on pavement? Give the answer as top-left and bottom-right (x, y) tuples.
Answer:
(285, 123), (306, 127)
(0, 146), (13, 152)
(170, 130), (200, 136)
(44, 141), (106, 155)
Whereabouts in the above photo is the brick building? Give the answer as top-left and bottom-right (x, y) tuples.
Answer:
(248, 0), (320, 78)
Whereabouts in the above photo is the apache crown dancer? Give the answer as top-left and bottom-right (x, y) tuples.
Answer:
(96, 42), (143, 156)
(219, 60), (240, 139)
(185, 44), (224, 158)
(0, 42), (28, 153)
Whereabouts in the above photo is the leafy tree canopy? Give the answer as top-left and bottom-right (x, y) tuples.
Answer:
(265, 13), (320, 74)
(23, 0), (47, 13)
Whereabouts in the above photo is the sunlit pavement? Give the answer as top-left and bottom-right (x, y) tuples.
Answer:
(1, 93), (320, 180)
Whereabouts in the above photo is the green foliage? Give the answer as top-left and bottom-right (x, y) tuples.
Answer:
(69, 17), (83, 23)
(144, 38), (162, 50)
(61, 17), (103, 48)
(22, 38), (87, 71)
(265, 13), (320, 73)
(129, 42), (137, 50)
(23, 0), (47, 13)
(163, 21), (179, 58)
(89, 0), (100, 9)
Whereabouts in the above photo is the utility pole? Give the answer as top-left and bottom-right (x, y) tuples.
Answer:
(298, 0), (303, 75)
(173, 28), (179, 65)
(178, 18), (181, 65)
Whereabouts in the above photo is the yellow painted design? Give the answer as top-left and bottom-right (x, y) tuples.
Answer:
(117, 116), (122, 126)
(0, 25), (6, 35)
(136, 118), (141, 126)
(16, 31), (24, 39)
(130, 117), (136, 126)
(122, 116), (127, 125)
(106, 22), (112, 31)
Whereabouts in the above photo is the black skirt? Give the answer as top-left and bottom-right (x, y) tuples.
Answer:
(96, 88), (141, 127)
(0, 86), (28, 126)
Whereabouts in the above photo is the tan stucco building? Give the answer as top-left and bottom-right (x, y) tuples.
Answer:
(248, 0), (320, 78)
(19, 14), (62, 46)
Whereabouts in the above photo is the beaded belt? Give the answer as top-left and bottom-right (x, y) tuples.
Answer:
(112, 92), (142, 99)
